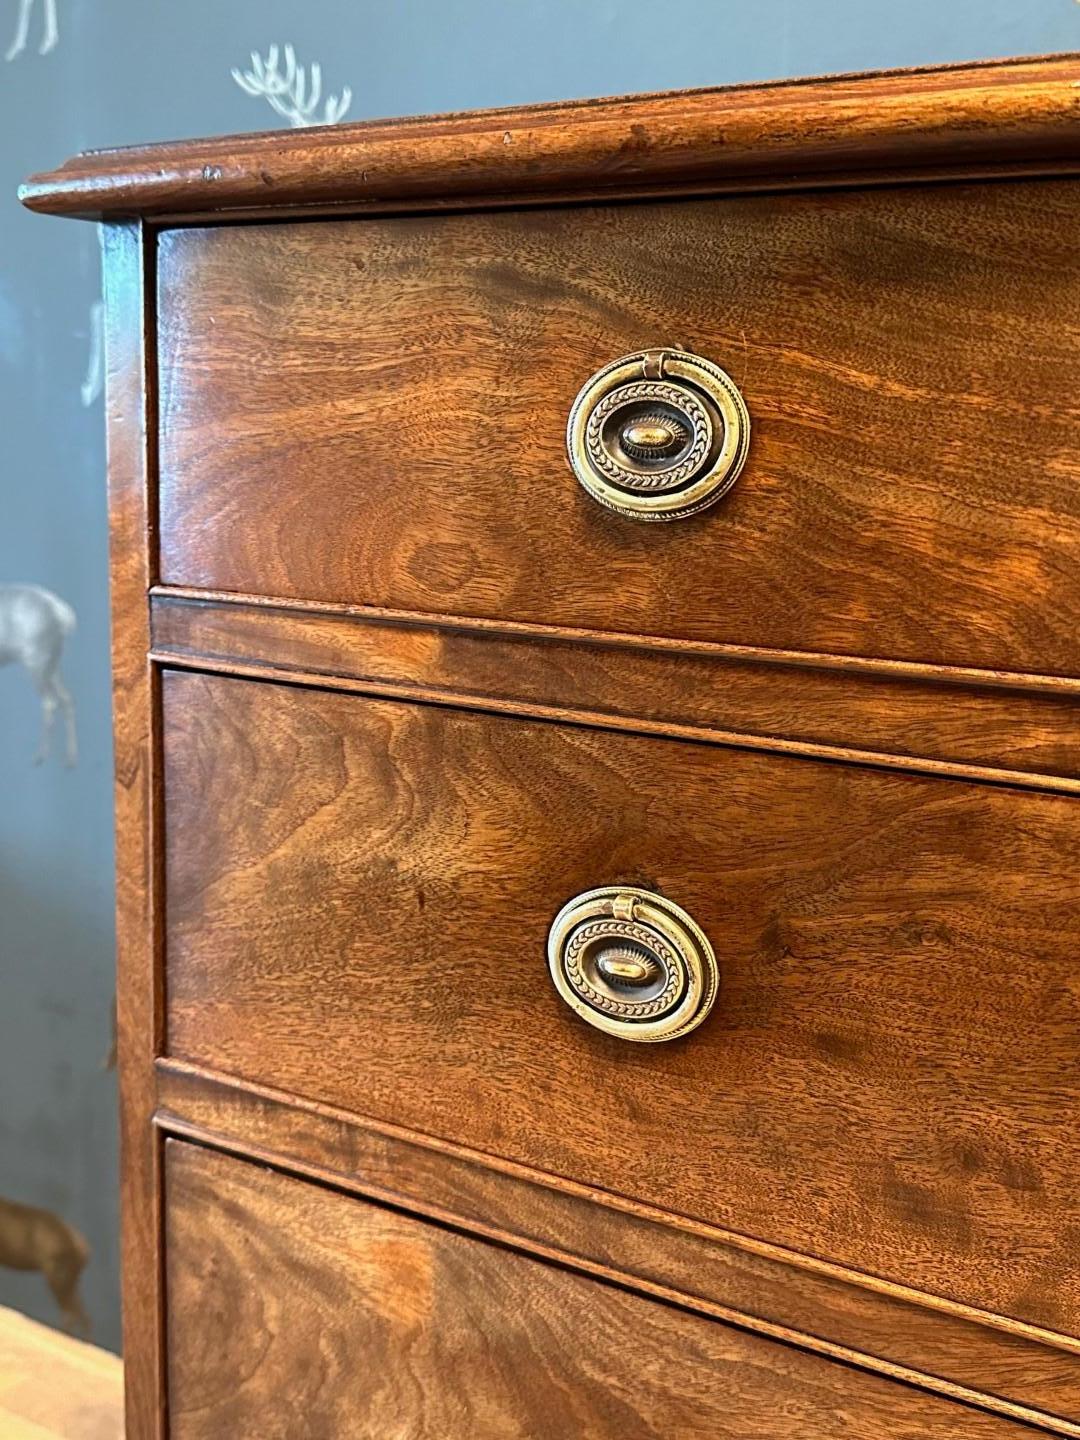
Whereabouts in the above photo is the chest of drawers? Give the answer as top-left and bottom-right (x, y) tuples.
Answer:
(24, 54), (1080, 1438)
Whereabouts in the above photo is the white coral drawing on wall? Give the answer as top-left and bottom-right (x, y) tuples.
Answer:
(0, 585), (77, 767)
(232, 44), (353, 128)
(5, 0), (58, 60)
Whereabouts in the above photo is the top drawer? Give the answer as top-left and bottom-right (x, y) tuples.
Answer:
(156, 181), (1080, 675)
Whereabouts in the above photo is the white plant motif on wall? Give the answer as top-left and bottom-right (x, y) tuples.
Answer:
(232, 44), (353, 128)
(5, 0), (58, 61)
(0, 584), (77, 767)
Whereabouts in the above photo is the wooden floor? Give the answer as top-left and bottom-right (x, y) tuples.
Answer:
(0, 1305), (122, 1439)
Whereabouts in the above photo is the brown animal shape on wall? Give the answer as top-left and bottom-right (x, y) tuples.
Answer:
(0, 1195), (91, 1337)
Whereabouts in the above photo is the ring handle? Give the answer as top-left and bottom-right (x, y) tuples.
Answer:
(547, 886), (719, 1043)
(566, 349), (750, 521)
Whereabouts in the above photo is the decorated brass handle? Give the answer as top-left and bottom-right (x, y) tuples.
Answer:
(547, 886), (718, 1043)
(566, 349), (750, 521)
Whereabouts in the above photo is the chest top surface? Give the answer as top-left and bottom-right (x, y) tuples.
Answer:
(19, 53), (1080, 224)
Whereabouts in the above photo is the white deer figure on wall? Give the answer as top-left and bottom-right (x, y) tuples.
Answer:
(5, 0), (58, 61)
(81, 299), (105, 408)
(0, 585), (77, 767)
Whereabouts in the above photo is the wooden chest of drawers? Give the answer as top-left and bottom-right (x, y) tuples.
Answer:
(24, 55), (1080, 1438)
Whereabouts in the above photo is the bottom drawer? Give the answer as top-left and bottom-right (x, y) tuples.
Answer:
(165, 1140), (1035, 1439)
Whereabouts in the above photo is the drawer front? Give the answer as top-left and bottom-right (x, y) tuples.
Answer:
(165, 1139), (1037, 1439)
(162, 671), (1080, 1335)
(157, 181), (1080, 675)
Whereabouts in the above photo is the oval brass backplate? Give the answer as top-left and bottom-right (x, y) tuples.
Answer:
(566, 349), (750, 521)
(547, 886), (719, 1043)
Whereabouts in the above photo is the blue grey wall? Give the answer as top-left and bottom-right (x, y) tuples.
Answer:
(2, 0), (1078, 1356)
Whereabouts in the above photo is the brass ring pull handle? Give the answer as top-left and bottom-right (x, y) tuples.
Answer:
(547, 886), (719, 1043)
(566, 349), (750, 521)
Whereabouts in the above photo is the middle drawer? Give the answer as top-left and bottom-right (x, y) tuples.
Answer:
(162, 669), (1079, 1336)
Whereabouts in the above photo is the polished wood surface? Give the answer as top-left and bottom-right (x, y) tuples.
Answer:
(162, 670), (1080, 1337)
(151, 590), (1080, 789)
(157, 1060), (1080, 1431)
(27, 60), (1080, 1438)
(156, 180), (1080, 675)
(165, 1139), (1045, 1439)
(100, 225), (165, 1440)
(0, 1304), (123, 1440)
(20, 55), (1080, 222)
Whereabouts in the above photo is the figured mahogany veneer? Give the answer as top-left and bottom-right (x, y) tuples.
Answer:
(165, 1139), (1045, 1440)
(156, 1062), (1080, 1430)
(25, 53), (1080, 1440)
(155, 180), (1080, 676)
(19, 55), (1080, 221)
(150, 590), (1080, 788)
(162, 669), (1080, 1340)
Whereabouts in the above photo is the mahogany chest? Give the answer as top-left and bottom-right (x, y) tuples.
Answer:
(23, 54), (1080, 1437)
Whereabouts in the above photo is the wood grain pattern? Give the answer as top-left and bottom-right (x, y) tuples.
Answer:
(150, 591), (1080, 787)
(162, 671), (1080, 1339)
(32, 58), (1080, 1438)
(20, 55), (1080, 222)
(100, 223), (163, 1440)
(156, 1060), (1080, 1431)
(155, 181), (1080, 675)
(164, 1138), (1048, 1439)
